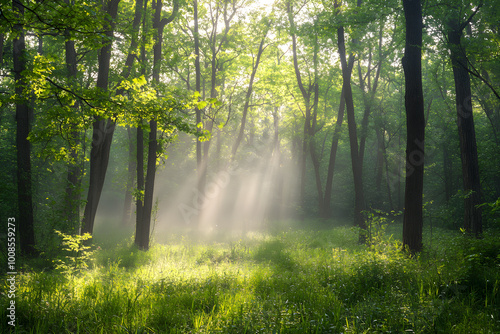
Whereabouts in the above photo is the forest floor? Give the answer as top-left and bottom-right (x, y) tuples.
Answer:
(1, 221), (500, 333)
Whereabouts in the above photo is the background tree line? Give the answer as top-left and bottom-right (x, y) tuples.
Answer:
(0, 0), (498, 254)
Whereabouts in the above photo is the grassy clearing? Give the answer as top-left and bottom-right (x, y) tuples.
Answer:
(1, 223), (500, 333)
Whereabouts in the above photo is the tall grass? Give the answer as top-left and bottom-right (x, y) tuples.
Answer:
(1, 224), (499, 333)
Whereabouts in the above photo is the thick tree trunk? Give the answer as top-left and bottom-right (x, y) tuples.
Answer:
(81, 0), (120, 235)
(448, 24), (482, 236)
(402, 0), (425, 253)
(13, 0), (36, 256)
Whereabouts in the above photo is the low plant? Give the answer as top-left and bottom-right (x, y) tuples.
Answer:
(53, 230), (94, 275)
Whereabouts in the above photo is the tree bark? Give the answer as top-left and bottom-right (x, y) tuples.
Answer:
(287, 2), (313, 212)
(136, 0), (178, 250)
(322, 87), (346, 217)
(64, 1), (83, 231)
(135, 123), (145, 245)
(13, 0), (36, 256)
(81, 0), (120, 235)
(448, 20), (483, 236)
(122, 126), (136, 225)
(336, 0), (366, 238)
(402, 0), (425, 253)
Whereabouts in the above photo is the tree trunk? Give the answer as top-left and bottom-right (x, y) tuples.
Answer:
(119, 0), (143, 226)
(322, 87), (346, 218)
(448, 22), (483, 236)
(336, 0), (366, 238)
(193, 0), (203, 196)
(81, 0), (120, 235)
(402, 0), (425, 253)
(231, 37), (266, 160)
(135, 123), (145, 245)
(135, 0), (178, 250)
(13, 0), (36, 256)
(64, 5), (83, 231)
(443, 142), (453, 203)
(309, 33), (325, 215)
(287, 2), (312, 212)
(375, 127), (384, 194)
(122, 126), (136, 225)
(0, 33), (4, 66)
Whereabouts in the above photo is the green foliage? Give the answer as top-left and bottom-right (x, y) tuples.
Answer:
(480, 197), (500, 228)
(363, 209), (401, 247)
(53, 230), (94, 275)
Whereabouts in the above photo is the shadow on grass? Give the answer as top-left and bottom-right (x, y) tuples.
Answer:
(252, 239), (296, 271)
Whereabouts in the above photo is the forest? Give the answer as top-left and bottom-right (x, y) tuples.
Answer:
(0, 0), (499, 332)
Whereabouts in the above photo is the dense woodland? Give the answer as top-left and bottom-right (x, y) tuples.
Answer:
(0, 0), (500, 332)
(1, 0), (499, 251)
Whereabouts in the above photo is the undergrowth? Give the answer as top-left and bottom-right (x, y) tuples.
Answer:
(1, 224), (499, 333)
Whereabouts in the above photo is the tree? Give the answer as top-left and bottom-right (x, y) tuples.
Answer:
(231, 20), (269, 160)
(402, 0), (425, 253)
(81, 0), (121, 235)
(286, 1), (315, 212)
(322, 86), (345, 217)
(63, 0), (83, 230)
(446, 4), (483, 236)
(335, 0), (366, 239)
(135, 0), (179, 250)
(12, 0), (37, 256)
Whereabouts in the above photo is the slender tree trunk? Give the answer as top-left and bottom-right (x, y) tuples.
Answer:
(13, 0), (36, 256)
(0, 33), (4, 66)
(135, 0), (178, 250)
(448, 21), (482, 236)
(443, 142), (453, 202)
(136, 0), (148, 244)
(135, 123), (145, 245)
(402, 0), (425, 253)
(64, 2), (83, 231)
(336, 0), (366, 238)
(193, 0), (203, 195)
(309, 33), (325, 215)
(122, 126), (136, 225)
(383, 140), (394, 210)
(287, 2), (312, 212)
(270, 107), (283, 220)
(375, 127), (384, 193)
(322, 87), (346, 218)
(81, 0), (120, 235)
(231, 37), (266, 160)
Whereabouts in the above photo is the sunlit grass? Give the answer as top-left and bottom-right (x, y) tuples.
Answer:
(1, 224), (499, 333)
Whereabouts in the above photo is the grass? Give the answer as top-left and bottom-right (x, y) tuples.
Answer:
(1, 222), (500, 333)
